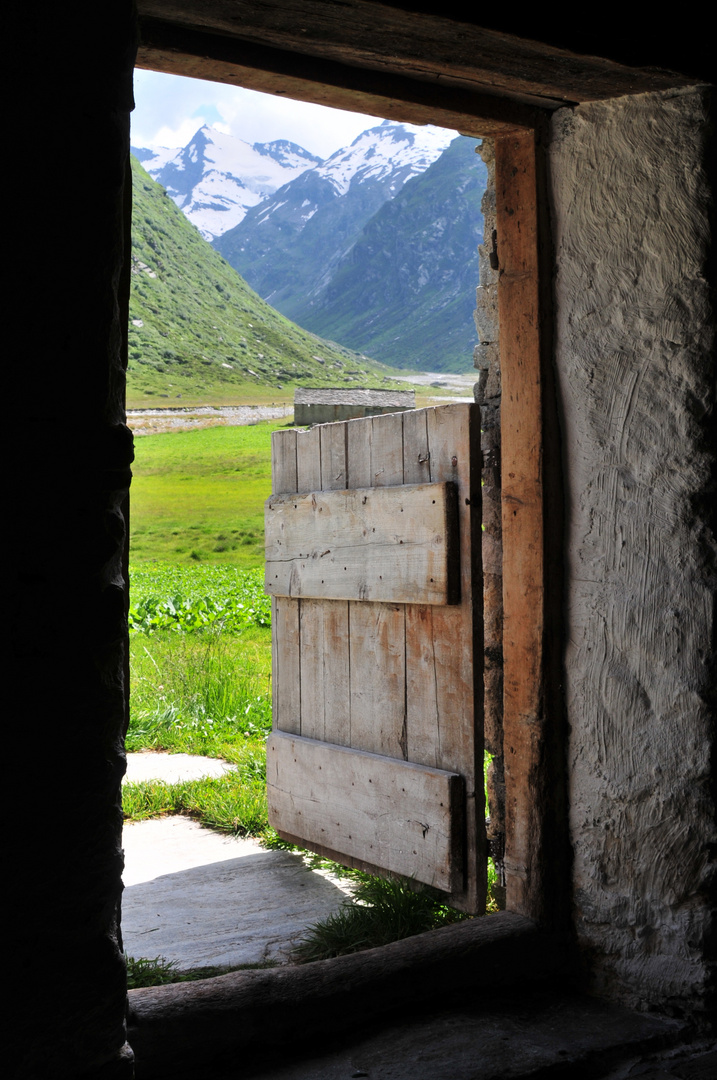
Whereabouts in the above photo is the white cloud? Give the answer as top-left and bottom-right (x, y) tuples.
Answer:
(147, 117), (212, 149)
(132, 69), (399, 157)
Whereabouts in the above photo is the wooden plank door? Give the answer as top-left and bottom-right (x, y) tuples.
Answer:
(265, 404), (485, 913)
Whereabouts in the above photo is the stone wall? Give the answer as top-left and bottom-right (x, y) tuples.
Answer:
(548, 86), (716, 1018)
(8, 6), (137, 1077)
(294, 388), (416, 426)
(474, 140), (506, 905)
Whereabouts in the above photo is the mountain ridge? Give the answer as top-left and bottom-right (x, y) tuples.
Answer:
(214, 121), (457, 323)
(300, 136), (487, 372)
(127, 155), (406, 407)
(133, 119), (485, 375)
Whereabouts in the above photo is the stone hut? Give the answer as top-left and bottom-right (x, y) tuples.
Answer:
(7, 5), (715, 1078)
(294, 386), (415, 425)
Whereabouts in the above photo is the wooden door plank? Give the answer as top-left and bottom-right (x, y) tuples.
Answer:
(348, 600), (407, 758)
(402, 407), (439, 768)
(294, 425), (323, 738)
(404, 407), (474, 772)
(271, 429), (300, 735)
(346, 414), (385, 755)
(404, 408), (478, 772)
(293, 422), (330, 740)
(313, 422), (351, 752)
(297, 597), (325, 742)
(347, 414), (372, 488)
(369, 410), (405, 487)
(272, 586), (301, 735)
(345, 411), (407, 757)
(296, 425), (322, 493)
(404, 602), (439, 768)
(319, 421), (347, 491)
(267, 731), (464, 892)
(402, 409), (431, 486)
(265, 483), (458, 604)
(295, 423), (329, 739)
(401, 408), (441, 770)
(271, 429), (297, 494)
(425, 405), (482, 769)
(297, 597), (350, 744)
(321, 599), (351, 747)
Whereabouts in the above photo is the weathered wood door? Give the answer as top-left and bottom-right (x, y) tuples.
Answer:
(265, 404), (485, 913)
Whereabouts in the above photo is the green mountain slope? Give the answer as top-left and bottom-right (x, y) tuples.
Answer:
(214, 162), (406, 320)
(302, 138), (486, 373)
(128, 158), (402, 406)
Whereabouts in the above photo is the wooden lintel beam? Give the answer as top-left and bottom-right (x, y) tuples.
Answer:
(136, 19), (539, 136)
(136, 2), (696, 107)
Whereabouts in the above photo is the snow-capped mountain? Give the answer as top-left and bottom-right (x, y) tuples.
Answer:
(131, 125), (321, 240)
(133, 118), (484, 372)
(215, 121), (455, 320)
(308, 120), (455, 199)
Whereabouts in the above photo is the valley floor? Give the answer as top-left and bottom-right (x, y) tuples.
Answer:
(127, 372), (478, 437)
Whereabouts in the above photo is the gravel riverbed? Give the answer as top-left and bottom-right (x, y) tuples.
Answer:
(127, 404), (294, 436)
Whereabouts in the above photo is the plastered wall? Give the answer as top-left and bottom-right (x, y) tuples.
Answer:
(549, 86), (716, 1017)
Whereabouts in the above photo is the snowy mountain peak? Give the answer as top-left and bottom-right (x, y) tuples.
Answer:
(317, 123), (455, 197)
(253, 139), (322, 170)
(131, 125), (321, 240)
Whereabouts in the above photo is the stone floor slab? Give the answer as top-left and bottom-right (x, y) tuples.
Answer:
(122, 750), (354, 972)
(124, 751), (236, 784)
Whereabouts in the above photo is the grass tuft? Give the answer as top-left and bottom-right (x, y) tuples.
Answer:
(128, 624), (271, 759)
(292, 874), (468, 963)
(123, 768), (269, 837)
(126, 955), (181, 988)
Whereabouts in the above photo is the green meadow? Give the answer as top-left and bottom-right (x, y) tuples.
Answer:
(126, 565), (274, 838)
(130, 421), (283, 566)
(127, 422), (277, 839)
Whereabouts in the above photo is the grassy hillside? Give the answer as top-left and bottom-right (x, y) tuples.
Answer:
(128, 157), (405, 407)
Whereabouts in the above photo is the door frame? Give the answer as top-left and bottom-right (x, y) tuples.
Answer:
(132, 7), (565, 929)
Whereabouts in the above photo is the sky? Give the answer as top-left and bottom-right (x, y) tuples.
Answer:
(132, 69), (389, 158)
